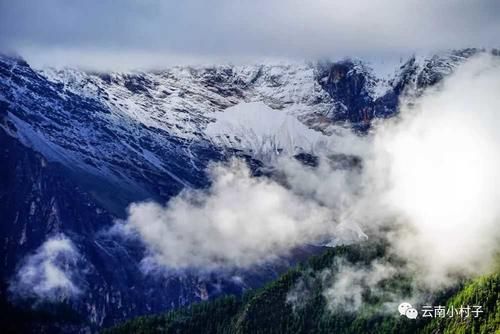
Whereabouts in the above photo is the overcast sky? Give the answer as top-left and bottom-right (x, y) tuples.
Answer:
(0, 0), (499, 70)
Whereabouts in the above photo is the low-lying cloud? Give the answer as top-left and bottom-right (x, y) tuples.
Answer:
(10, 234), (85, 301)
(373, 53), (500, 289)
(300, 53), (500, 312)
(127, 159), (341, 270)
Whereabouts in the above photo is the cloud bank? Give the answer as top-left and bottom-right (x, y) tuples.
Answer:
(10, 234), (85, 301)
(1, 0), (499, 69)
(126, 159), (340, 270)
(373, 53), (500, 288)
(293, 53), (500, 312)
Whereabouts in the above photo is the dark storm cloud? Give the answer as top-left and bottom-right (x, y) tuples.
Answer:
(1, 0), (499, 69)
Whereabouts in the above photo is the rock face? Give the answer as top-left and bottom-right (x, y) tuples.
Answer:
(0, 48), (487, 328)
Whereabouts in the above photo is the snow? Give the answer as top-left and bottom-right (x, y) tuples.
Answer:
(0, 52), (476, 194)
(206, 101), (329, 156)
(360, 56), (404, 99)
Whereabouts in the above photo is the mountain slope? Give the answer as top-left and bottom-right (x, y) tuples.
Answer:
(105, 244), (499, 334)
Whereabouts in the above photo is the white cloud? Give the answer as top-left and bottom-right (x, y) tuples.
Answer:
(371, 53), (500, 288)
(126, 159), (344, 270)
(1, 0), (499, 69)
(291, 53), (500, 311)
(10, 234), (84, 301)
(322, 260), (398, 312)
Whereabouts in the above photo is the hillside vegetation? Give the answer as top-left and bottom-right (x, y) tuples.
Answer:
(105, 243), (499, 334)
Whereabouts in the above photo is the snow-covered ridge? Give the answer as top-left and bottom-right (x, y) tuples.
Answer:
(0, 50), (483, 191)
(39, 62), (334, 142)
(206, 101), (330, 157)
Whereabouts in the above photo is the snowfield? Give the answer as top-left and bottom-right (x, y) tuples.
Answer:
(206, 101), (330, 157)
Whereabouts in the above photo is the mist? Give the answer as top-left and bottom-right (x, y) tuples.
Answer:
(9, 234), (84, 301)
(306, 53), (500, 311)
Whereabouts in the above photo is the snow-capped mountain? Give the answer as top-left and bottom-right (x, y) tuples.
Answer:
(0, 48), (488, 328)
